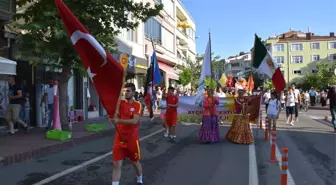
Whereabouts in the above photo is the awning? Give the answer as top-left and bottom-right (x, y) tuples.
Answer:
(0, 57), (17, 75)
(158, 62), (179, 80)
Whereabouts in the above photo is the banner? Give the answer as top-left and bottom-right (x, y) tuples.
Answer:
(177, 95), (261, 124)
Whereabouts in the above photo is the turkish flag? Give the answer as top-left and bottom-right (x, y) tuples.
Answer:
(55, 0), (124, 117)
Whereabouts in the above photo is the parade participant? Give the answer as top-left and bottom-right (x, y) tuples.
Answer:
(110, 83), (144, 185)
(166, 86), (179, 141)
(159, 93), (168, 137)
(199, 88), (220, 143)
(226, 89), (254, 144)
(267, 91), (281, 137)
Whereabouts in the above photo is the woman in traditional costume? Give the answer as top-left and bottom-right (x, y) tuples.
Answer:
(199, 89), (220, 143)
(226, 89), (254, 144)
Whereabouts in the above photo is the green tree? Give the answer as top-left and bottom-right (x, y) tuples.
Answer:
(178, 53), (222, 90)
(178, 68), (193, 86)
(204, 78), (217, 89)
(298, 63), (336, 90)
(178, 56), (202, 90)
(14, 0), (163, 130)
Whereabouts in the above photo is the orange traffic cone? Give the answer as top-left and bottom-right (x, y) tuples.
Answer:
(269, 127), (278, 163)
(264, 119), (269, 141)
(281, 148), (288, 185)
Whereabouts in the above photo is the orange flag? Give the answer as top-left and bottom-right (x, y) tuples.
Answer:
(247, 74), (254, 93)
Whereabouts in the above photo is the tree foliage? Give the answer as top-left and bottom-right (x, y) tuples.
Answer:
(178, 53), (222, 90)
(298, 63), (336, 90)
(14, 0), (163, 129)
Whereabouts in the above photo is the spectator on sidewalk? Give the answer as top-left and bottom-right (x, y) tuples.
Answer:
(309, 87), (317, 106)
(327, 85), (336, 132)
(291, 83), (301, 122)
(263, 90), (271, 113)
(320, 90), (327, 107)
(42, 79), (56, 131)
(6, 76), (29, 134)
(285, 88), (295, 126)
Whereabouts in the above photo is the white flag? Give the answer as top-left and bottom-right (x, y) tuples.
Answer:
(195, 40), (211, 106)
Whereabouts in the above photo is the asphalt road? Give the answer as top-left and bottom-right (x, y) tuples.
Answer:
(0, 109), (335, 185)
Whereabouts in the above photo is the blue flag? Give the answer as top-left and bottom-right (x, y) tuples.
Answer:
(151, 51), (163, 85)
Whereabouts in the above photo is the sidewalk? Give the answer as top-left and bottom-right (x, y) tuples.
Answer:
(0, 117), (115, 167)
(309, 106), (329, 110)
(0, 111), (160, 168)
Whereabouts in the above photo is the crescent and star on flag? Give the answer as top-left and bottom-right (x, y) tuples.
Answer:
(70, 30), (109, 82)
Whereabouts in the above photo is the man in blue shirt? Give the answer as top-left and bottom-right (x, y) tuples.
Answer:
(309, 87), (317, 106)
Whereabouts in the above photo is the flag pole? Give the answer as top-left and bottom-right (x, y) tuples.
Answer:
(209, 31), (214, 88)
(150, 39), (156, 117)
(112, 57), (127, 144)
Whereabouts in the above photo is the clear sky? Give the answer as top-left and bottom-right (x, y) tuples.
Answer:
(181, 0), (336, 59)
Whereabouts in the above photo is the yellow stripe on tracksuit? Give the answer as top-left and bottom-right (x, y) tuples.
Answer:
(136, 140), (141, 159)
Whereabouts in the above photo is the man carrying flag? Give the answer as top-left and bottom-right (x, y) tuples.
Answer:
(144, 49), (163, 121)
(55, 1), (144, 184)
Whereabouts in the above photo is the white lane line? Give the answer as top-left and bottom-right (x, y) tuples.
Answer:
(33, 128), (165, 185)
(249, 123), (259, 185)
(275, 143), (296, 185)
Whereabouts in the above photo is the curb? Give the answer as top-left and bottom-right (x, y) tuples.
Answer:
(0, 128), (115, 168)
(308, 107), (329, 110)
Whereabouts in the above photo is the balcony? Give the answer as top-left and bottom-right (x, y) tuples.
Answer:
(176, 28), (188, 48)
(0, 0), (15, 21)
(176, 6), (187, 21)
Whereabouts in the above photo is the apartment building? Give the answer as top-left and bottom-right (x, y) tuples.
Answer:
(88, 0), (196, 118)
(225, 52), (252, 79)
(0, 0), (16, 71)
(266, 29), (336, 84)
(143, 0), (196, 88)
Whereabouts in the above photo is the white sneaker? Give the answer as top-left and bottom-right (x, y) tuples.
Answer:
(164, 132), (168, 137)
(290, 121), (295, 126)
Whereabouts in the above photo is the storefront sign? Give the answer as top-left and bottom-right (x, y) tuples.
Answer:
(136, 65), (147, 70)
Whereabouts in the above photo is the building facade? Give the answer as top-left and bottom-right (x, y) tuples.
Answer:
(143, 0), (196, 88)
(87, 0), (197, 118)
(266, 30), (336, 84)
(225, 52), (252, 79)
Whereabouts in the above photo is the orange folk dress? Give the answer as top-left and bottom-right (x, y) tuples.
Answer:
(226, 96), (254, 144)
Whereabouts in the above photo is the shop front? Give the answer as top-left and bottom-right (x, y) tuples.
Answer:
(157, 60), (179, 88)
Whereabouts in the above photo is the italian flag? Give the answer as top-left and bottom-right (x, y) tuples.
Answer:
(253, 34), (286, 92)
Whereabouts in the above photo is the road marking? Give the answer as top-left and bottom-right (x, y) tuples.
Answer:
(249, 123), (259, 185)
(32, 128), (165, 185)
(275, 142), (296, 185)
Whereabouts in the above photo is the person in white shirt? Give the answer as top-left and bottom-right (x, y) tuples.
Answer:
(285, 88), (295, 126)
(263, 90), (271, 113)
(267, 91), (281, 137)
(159, 93), (168, 137)
(290, 83), (301, 122)
(215, 87), (226, 98)
(42, 80), (56, 131)
(280, 91), (286, 111)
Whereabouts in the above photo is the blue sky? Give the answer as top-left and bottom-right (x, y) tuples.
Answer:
(181, 0), (336, 59)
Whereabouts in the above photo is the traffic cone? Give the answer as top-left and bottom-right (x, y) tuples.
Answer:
(281, 148), (288, 185)
(264, 118), (269, 141)
(259, 111), (263, 129)
(269, 127), (278, 163)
